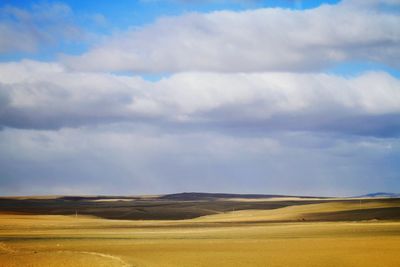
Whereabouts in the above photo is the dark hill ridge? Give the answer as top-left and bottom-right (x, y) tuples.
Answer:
(356, 192), (400, 198)
(41, 192), (322, 202)
(159, 192), (320, 201)
(57, 196), (141, 201)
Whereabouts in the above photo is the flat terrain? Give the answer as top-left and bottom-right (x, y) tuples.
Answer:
(1, 194), (400, 266)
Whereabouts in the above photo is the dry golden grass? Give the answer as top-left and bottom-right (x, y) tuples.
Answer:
(1, 201), (400, 267)
(220, 197), (333, 202)
(194, 200), (400, 222)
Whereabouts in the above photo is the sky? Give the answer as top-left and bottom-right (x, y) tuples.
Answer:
(0, 0), (399, 197)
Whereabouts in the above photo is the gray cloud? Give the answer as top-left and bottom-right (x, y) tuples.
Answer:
(64, 1), (400, 73)
(0, 61), (399, 137)
(0, 126), (398, 196)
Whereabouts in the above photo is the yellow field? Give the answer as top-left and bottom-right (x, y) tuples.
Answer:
(1, 202), (400, 267)
(194, 200), (400, 222)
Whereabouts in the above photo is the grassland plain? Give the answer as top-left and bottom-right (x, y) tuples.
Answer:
(0, 196), (400, 267)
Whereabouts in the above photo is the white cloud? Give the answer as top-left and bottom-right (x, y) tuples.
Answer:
(0, 60), (399, 135)
(64, 1), (400, 72)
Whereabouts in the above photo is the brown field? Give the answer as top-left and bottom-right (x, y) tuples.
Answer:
(1, 194), (400, 266)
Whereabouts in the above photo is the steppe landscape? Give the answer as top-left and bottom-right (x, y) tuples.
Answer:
(1, 0), (400, 266)
(1, 193), (400, 267)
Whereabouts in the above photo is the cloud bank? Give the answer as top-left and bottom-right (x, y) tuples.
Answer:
(0, 125), (398, 196)
(64, 1), (400, 72)
(0, 0), (399, 196)
(1, 60), (399, 137)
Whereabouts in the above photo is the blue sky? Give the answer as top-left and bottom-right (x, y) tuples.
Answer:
(0, 0), (399, 196)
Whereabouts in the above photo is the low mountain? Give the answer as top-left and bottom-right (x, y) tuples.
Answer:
(159, 192), (316, 201)
(357, 192), (400, 198)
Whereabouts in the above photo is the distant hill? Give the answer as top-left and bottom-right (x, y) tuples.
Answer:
(356, 192), (400, 198)
(1, 192), (399, 221)
(0, 192), (323, 202)
(159, 192), (319, 201)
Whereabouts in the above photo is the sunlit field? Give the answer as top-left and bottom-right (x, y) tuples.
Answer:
(1, 196), (400, 267)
